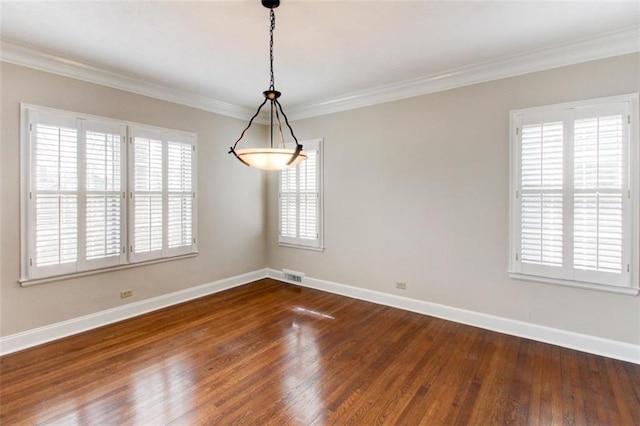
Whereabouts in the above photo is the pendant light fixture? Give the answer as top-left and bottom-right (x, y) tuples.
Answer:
(229, 0), (307, 171)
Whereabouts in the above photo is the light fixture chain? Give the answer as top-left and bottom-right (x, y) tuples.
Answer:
(269, 9), (275, 90)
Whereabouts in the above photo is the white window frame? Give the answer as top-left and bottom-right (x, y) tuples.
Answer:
(508, 94), (639, 295)
(278, 138), (324, 251)
(20, 104), (198, 284)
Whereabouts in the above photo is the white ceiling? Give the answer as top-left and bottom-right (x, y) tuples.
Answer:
(1, 0), (639, 117)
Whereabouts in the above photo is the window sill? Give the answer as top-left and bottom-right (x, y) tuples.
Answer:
(508, 272), (639, 296)
(20, 252), (199, 287)
(278, 242), (325, 252)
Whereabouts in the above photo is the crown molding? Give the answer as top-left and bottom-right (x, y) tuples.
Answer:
(2, 27), (638, 123)
(0, 39), (268, 123)
(286, 27), (640, 121)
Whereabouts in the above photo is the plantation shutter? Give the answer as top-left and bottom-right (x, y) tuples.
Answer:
(83, 120), (126, 269)
(278, 139), (322, 249)
(280, 163), (298, 239)
(512, 97), (633, 289)
(129, 127), (164, 262)
(298, 149), (318, 240)
(519, 118), (565, 279)
(22, 105), (198, 282)
(28, 110), (80, 279)
(129, 127), (197, 262)
(573, 105), (628, 286)
(166, 133), (196, 256)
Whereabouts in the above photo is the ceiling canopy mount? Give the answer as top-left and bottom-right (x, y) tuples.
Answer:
(261, 0), (280, 9)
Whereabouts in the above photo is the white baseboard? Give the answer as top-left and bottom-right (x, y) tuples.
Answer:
(4, 268), (638, 364)
(0, 269), (268, 356)
(267, 269), (640, 364)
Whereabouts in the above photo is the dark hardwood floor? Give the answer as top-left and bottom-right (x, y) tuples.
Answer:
(1, 278), (639, 425)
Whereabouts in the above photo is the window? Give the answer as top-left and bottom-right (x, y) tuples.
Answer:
(21, 105), (197, 282)
(128, 127), (196, 262)
(278, 138), (324, 250)
(509, 94), (639, 294)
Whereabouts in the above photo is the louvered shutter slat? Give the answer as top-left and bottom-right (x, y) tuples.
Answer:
(573, 114), (624, 274)
(520, 122), (563, 267)
(167, 141), (193, 249)
(280, 165), (298, 238)
(85, 130), (122, 262)
(133, 136), (164, 255)
(130, 130), (196, 261)
(574, 194), (623, 273)
(299, 150), (317, 240)
(299, 193), (317, 239)
(133, 193), (163, 253)
(34, 123), (79, 269)
(35, 195), (78, 266)
(280, 194), (297, 237)
(85, 195), (121, 260)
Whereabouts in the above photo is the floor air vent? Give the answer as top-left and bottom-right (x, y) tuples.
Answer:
(283, 269), (304, 283)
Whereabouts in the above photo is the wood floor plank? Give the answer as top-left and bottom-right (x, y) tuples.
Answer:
(1, 279), (639, 425)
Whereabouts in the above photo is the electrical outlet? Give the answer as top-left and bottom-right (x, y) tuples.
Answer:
(395, 282), (407, 290)
(120, 289), (133, 299)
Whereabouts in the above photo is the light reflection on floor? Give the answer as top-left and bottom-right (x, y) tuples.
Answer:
(34, 353), (194, 425)
(292, 306), (335, 320)
(278, 305), (334, 423)
(130, 354), (194, 424)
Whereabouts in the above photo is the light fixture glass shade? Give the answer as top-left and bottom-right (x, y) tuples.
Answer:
(234, 148), (308, 171)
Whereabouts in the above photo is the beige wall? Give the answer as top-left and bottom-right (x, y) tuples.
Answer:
(0, 63), (267, 336)
(3, 54), (639, 345)
(267, 53), (640, 345)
